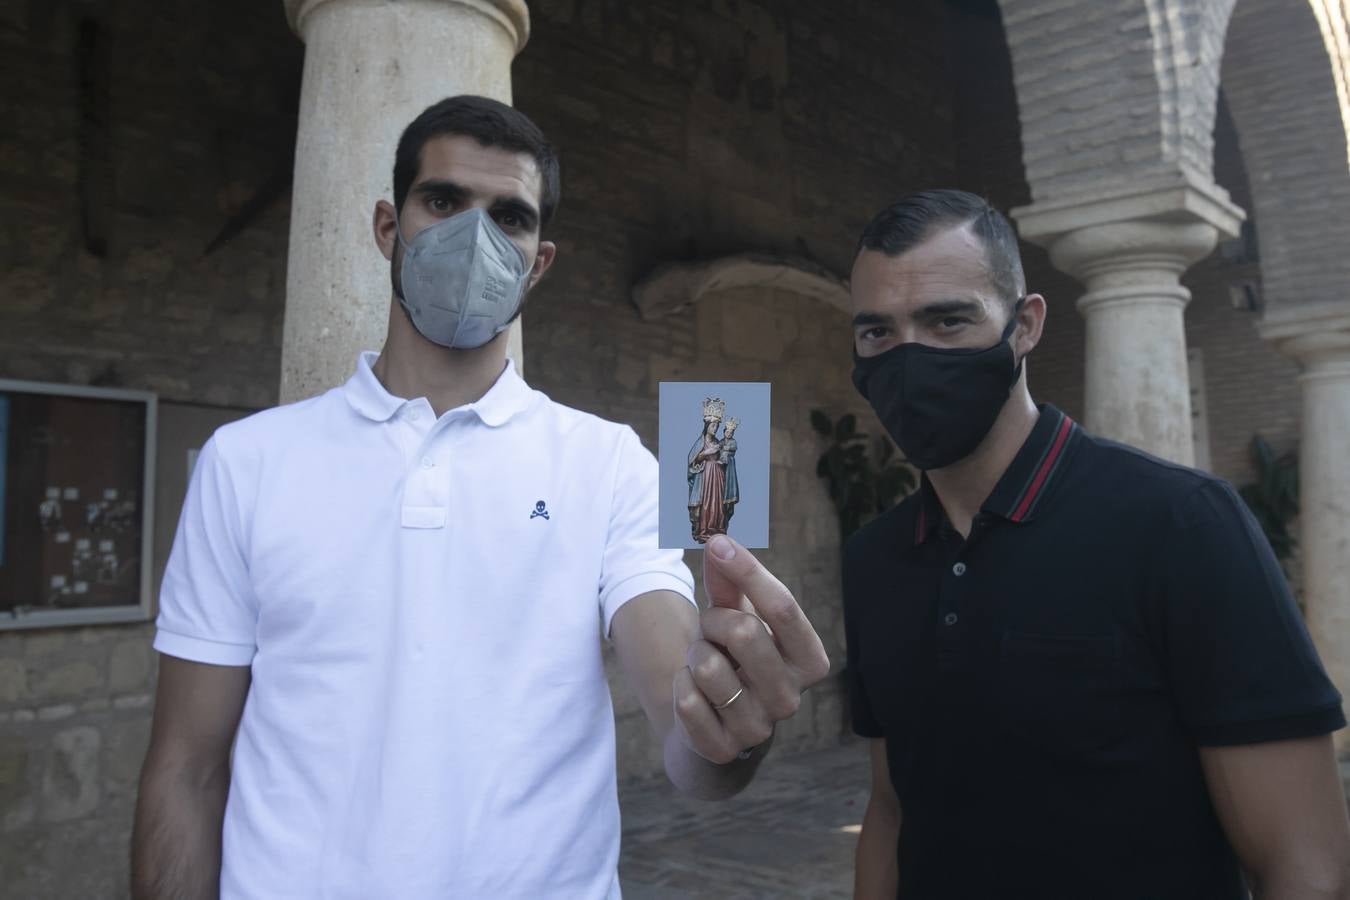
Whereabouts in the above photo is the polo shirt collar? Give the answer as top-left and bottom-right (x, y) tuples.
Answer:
(343, 351), (535, 427)
(912, 403), (1080, 546)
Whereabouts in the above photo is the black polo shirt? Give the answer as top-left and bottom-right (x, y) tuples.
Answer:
(843, 404), (1345, 900)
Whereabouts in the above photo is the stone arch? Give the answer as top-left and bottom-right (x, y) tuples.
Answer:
(1219, 0), (1350, 314)
(630, 253), (849, 321)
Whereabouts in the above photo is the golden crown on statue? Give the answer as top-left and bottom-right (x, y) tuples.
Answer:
(725, 417), (740, 432)
(702, 397), (726, 422)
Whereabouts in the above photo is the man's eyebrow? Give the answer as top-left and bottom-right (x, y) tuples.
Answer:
(851, 311), (894, 328)
(411, 179), (467, 198)
(911, 299), (986, 320)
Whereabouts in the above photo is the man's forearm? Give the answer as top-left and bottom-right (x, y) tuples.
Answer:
(662, 728), (771, 800)
(854, 798), (900, 899)
(131, 760), (231, 900)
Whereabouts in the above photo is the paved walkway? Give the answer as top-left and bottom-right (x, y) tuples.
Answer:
(620, 742), (1350, 900)
(618, 739), (870, 899)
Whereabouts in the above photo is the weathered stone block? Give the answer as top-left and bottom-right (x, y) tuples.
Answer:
(109, 640), (152, 693)
(0, 738), (28, 789)
(718, 295), (799, 367)
(0, 659), (27, 704)
(41, 727), (100, 823)
(113, 694), (152, 711)
(37, 704), (75, 722)
(613, 354), (647, 392)
(31, 662), (102, 700)
(2, 794), (36, 833)
(22, 633), (66, 657)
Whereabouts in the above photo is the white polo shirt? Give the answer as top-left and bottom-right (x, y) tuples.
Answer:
(155, 352), (695, 900)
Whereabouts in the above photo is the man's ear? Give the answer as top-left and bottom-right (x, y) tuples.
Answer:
(1015, 293), (1047, 357)
(528, 240), (557, 290)
(373, 200), (399, 262)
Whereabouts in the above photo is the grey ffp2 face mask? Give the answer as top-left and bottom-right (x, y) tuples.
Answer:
(394, 206), (532, 349)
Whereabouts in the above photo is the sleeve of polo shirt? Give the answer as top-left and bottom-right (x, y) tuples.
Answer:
(1157, 478), (1345, 746)
(842, 538), (884, 738)
(153, 435), (259, 666)
(598, 427), (696, 636)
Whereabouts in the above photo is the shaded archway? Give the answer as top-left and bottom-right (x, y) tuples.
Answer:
(1221, 0), (1350, 314)
(1219, 0), (1350, 755)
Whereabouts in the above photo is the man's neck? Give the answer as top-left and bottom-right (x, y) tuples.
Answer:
(372, 300), (510, 418)
(926, 382), (1039, 539)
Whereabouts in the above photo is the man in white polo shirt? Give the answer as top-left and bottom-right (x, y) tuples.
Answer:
(131, 96), (830, 900)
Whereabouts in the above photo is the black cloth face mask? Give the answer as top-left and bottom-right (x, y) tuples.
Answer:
(851, 298), (1025, 471)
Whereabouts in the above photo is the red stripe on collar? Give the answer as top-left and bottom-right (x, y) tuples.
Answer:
(1009, 414), (1074, 522)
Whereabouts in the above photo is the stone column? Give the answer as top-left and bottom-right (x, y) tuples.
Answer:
(280, 0), (530, 403)
(1260, 303), (1350, 756)
(1015, 177), (1244, 464)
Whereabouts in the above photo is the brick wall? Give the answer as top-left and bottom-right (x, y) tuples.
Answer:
(1182, 94), (1302, 485)
(0, 0), (298, 408)
(1219, 0), (1350, 312)
(995, 0), (1213, 202)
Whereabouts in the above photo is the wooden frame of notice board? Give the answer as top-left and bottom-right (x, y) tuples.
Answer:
(0, 378), (157, 630)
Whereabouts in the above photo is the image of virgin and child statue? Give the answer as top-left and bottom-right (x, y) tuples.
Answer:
(687, 397), (740, 544)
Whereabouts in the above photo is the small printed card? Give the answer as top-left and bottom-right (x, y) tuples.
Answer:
(658, 381), (770, 550)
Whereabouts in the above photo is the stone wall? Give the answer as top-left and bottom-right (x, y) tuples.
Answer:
(0, 625), (153, 897)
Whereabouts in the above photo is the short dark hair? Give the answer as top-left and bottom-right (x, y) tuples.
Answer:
(857, 189), (1025, 306)
(392, 95), (561, 229)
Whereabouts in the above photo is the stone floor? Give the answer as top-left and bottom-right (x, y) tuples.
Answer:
(618, 743), (1350, 900)
(617, 739), (870, 899)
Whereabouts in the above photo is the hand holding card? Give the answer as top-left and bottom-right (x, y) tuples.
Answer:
(672, 533), (830, 764)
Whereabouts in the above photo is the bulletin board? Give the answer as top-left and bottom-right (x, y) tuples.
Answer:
(0, 378), (156, 630)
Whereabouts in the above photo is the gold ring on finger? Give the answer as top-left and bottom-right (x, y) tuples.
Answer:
(713, 687), (744, 711)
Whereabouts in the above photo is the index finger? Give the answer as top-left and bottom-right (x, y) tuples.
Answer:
(703, 535), (829, 682)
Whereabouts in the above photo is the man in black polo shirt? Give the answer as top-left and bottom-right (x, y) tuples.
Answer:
(844, 189), (1350, 899)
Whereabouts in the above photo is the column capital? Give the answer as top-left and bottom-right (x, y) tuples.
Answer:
(1013, 172), (1246, 316)
(284, 0), (530, 51)
(1258, 302), (1350, 377)
(1012, 169), (1245, 251)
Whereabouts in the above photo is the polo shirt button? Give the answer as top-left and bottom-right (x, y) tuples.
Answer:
(407, 409), (420, 421)
(943, 612), (958, 626)
(953, 562), (967, 577)
(420, 457), (434, 469)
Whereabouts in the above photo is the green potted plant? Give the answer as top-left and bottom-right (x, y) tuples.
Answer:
(1237, 434), (1299, 569)
(811, 410), (917, 540)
